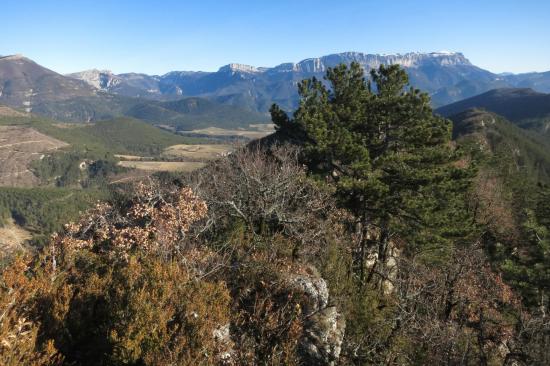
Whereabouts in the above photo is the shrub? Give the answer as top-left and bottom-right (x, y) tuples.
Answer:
(0, 185), (233, 365)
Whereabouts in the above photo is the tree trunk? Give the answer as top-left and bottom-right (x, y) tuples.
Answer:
(357, 214), (370, 286)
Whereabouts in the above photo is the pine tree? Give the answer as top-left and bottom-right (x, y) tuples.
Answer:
(271, 62), (474, 283)
(503, 185), (550, 309)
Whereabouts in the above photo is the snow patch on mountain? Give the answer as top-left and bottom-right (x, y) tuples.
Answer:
(218, 63), (265, 74)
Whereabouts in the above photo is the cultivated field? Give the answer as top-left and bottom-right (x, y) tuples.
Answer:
(118, 161), (206, 172)
(109, 170), (153, 185)
(114, 154), (152, 161)
(162, 144), (233, 160)
(0, 126), (69, 186)
(180, 124), (274, 140)
(115, 143), (232, 176)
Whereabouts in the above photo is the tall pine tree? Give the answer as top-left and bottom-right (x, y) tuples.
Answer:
(271, 62), (473, 284)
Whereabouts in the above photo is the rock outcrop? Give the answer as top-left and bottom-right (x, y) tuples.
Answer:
(64, 51), (503, 110)
(292, 51), (471, 73)
(288, 268), (346, 366)
(66, 69), (121, 89)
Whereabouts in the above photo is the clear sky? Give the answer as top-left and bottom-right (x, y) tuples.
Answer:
(1, 0), (549, 75)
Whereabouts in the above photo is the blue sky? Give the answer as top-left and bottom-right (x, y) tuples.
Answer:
(1, 0), (549, 75)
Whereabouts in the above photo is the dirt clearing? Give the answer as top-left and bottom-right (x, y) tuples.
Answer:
(162, 144), (232, 160)
(0, 218), (32, 258)
(179, 124), (274, 139)
(118, 161), (206, 172)
(0, 126), (68, 186)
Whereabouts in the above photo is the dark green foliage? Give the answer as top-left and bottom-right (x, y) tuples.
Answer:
(500, 185), (550, 309)
(30, 151), (82, 187)
(0, 187), (108, 243)
(451, 108), (550, 312)
(30, 149), (125, 188)
(81, 118), (197, 155)
(0, 115), (202, 156)
(273, 63), (474, 264)
(437, 88), (550, 126)
(87, 159), (122, 183)
(438, 88), (550, 152)
(0, 114), (197, 248)
(451, 109), (550, 182)
(154, 97), (269, 130)
(32, 93), (269, 129)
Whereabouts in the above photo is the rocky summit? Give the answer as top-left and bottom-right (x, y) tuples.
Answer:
(65, 51), (550, 111)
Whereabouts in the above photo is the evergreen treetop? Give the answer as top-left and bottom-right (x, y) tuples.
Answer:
(271, 62), (474, 268)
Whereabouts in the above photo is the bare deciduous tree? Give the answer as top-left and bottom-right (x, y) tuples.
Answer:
(185, 144), (336, 259)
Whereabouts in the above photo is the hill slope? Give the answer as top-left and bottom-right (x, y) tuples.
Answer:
(28, 92), (268, 128)
(126, 97), (268, 130)
(0, 55), (96, 113)
(0, 104), (28, 117)
(0, 114), (199, 156)
(451, 108), (550, 181)
(80, 117), (199, 155)
(438, 88), (550, 137)
(438, 88), (550, 122)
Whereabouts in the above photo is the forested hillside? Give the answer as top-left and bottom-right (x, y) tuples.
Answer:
(451, 108), (550, 181)
(437, 88), (550, 123)
(437, 88), (550, 139)
(0, 112), (210, 251)
(1, 63), (549, 365)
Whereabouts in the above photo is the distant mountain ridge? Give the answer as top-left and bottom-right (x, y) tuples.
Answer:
(0, 55), (267, 128)
(65, 51), (550, 110)
(214, 51), (472, 74)
(2, 52), (550, 127)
